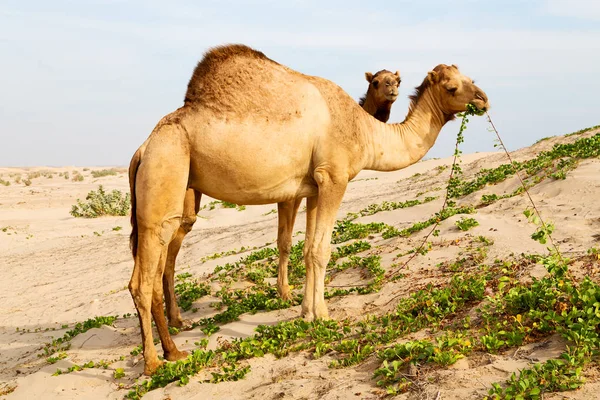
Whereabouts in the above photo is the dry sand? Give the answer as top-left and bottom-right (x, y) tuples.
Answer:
(1, 128), (599, 399)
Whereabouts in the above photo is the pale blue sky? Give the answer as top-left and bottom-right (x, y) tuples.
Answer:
(1, 0), (599, 166)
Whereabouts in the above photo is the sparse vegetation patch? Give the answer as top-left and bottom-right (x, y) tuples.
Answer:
(70, 185), (130, 218)
(91, 168), (118, 178)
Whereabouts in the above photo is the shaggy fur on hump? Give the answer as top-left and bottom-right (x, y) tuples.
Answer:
(184, 44), (278, 104)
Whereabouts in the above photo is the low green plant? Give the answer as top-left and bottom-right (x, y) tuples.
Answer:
(448, 130), (600, 199)
(382, 205), (475, 238)
(523, 209), (554, 245)
(174, 279), (210, 312)
(209, 364), (251, 383)
(344, 196), (437, 221)
(42, 316), (117, 357)
(455, 217), (479, 231)
(126, 350), (216, 398)
(46, 352), (67, 364)
(201, 322), (220, 336)
(331, 220), (388, 243)
(70, 185), (131, 218)
(113, 368), (125, 379)
(201, 200), (246, 211)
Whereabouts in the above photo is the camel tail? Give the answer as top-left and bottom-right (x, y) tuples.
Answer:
(129, 149), (142, 259)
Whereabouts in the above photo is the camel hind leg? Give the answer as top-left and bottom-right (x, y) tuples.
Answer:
(163, 188), (202, 328)
(129, 121), (190, 375)
(152, 254), (188, 361)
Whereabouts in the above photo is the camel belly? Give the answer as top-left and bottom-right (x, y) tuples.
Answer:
(187, 120), (321, 205)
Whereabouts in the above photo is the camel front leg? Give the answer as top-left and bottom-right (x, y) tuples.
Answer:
(163, 189), (202, 328)
(276, 198), (302, 301)
(303, 172), (347, 321)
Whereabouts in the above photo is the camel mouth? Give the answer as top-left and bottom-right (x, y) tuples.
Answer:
(470, 99), (489, 112)
(386, 94), (398, 102)
(471, 93), (490, 111)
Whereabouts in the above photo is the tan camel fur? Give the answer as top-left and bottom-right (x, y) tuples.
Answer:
(360, 69), (401, 122)
(128, 66), (402, 329)
(129, 44), (489, 375)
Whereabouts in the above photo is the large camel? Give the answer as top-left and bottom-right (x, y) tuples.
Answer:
(129, 44), (489, 375)
(129, 65), (402, 329)
(360, 69), (401, 122)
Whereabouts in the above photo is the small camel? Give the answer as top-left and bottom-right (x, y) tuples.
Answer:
(360, 69), (401, 122)
(129, 44), (489, 375)
(128, 66), (402, 329)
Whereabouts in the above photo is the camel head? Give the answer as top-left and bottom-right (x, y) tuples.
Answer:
(365, 69), (401, 103)
(424, 64), (489, 115)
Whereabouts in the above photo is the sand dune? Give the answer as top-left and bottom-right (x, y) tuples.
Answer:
(1, 128), (600, 399)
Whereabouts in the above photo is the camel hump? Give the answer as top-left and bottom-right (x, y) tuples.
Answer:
(202, 44), (270, 64)
(184, 44), (280, 106)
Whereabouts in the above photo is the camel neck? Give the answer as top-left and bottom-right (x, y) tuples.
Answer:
(363, 90), (448, 172)
(361, 93), (392, 123)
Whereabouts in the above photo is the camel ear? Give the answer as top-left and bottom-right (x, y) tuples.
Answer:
(427, 70), (439, 84)
(365, 72), (373, 83)
(394, 70), (400, 78)
(451, 64), (459, 70)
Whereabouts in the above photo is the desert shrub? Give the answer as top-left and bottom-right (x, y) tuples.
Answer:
(71, 172), (84, 182)
(91, 168), (118, 178)
(70, 185), (131, 218)
(0, 178), (10, 186)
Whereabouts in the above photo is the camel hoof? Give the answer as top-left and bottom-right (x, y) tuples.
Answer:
(143, 359), (164, 376)
(314, 307), (330, 320)
(165, 349), (189, 362)
(278, 285), (293, 301)
(302, 312), (315, 322)
(279, 291), (293, 302)
(168, 318), (184, 329)
(168, 318), (192, 330)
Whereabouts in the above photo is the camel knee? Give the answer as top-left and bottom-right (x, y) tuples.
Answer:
(128, 281), (137, 298)
(277, 237), (292, 258)
(158, 217), (182, 246)
(180, 215), (197, 234)
(307, 242), (331, 267)
(129, 281), (151, 311)
(151, 293), (165, 311)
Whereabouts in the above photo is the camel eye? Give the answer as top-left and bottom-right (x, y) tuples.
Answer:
(446, 87), (457, 94)
(372, 80), (379, 88)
